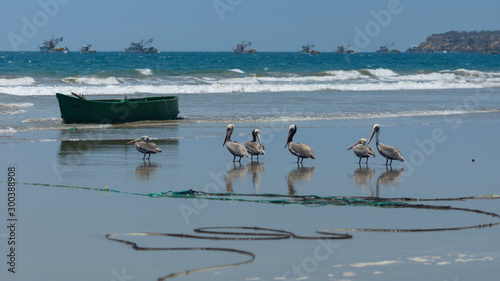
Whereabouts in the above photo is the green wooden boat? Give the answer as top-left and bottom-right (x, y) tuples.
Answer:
(56, 93), (179, 123)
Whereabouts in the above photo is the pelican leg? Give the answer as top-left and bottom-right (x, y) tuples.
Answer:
(365, 158), (369, 164)
(143, 154), (146, 161)
(358, 158), (361, 164)
(233, 155), (237, 162)
(385, 158), (389, 165)
(389, 159), (393, 165)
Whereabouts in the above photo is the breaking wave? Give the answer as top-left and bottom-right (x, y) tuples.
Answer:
(2, 68), (499, 96)
(62, 76), (122, 85)
(0, 102), (34, 108)
(135, 68), (153, 75)
(0, 76), (36, 86)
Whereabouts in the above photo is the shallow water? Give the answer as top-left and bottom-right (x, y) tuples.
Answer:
(1, 113), (499, 281)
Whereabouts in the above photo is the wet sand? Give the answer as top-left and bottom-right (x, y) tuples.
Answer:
(1, 113), (500, 281)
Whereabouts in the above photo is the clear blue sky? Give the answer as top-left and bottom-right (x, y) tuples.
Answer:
(1, 0), (499, 52)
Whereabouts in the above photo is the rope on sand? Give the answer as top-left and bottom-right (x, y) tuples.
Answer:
(11, 181), (500, 280)
(106, 227), (351, 281)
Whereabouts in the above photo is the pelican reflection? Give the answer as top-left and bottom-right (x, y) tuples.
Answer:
(225, 163), (249, 193)
(375, 166), (404, 197)
(286, 165), (315, 195)
(247, 161), (265, 193)
(349, 164), (375, 192)
(135, 162), (161, 181)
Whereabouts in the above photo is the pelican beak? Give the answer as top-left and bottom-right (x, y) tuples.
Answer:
(257, 132), (262, 144)
(347, 140), (361, 151)
(284, 127), (293, 148)
(367, 127), (377, 145)
(223, 130), (229, 147)
(127, 138), (141, 145)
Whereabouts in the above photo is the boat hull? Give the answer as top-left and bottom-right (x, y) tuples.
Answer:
(56, 93), (179, 124)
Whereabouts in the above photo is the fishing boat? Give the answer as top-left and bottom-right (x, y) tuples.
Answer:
(299, 42), (320, 54)
(124, 39), (160, 53)
(233, 40), (257, 54)
(80, 44), (96, 53)
(376, 42), (400, 53)
(56, 93), (179, 123)
(39, 36), (69, 53)
(336, 44), (356, 54)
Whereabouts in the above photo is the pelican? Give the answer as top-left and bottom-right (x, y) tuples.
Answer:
(367, 124), (404, 165)
(245, 129), (265, 161)
(127, 136), (162, 161)
(285, 125), (315, 163)
(347, 138), (376, 164)
(223, 124), (249, 162)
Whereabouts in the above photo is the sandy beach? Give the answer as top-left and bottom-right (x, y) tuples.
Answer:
(1, 112), (499, 281)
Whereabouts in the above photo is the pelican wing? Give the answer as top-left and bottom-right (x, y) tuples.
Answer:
(353, 144), (376, 158)
(227, 141), (250, 158)
(245, 141), (265, 156)
(288, 142), (315, 159)
(136, 141), (162, 154)
(377, 143), (404, 162)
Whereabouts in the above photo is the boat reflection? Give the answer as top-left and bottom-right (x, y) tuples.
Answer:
(56, 139), (178, 181)
(375, 166), (404, 197)
(58, 139), (178, 158)
(286, 165), (315, 195)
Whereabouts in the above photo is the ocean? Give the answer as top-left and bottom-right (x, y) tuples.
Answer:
(1, 51), (500, 142)
(1, 51), (500, 281)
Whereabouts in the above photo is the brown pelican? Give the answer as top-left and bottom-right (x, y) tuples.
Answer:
(347, 138), (376, 164)
(367, 124), (404, 165)
(285, 125), (315, 163)
(127, 136), (162, 161)
(245, 129), (265, 161)
(223, 124), (249, 162)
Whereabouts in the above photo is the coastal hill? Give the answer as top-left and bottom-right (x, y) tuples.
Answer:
(411, 31), (500, 53)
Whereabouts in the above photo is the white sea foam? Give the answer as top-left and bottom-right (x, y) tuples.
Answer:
(3, 109), (26, 115)
(0, 80), (491, 96)
(323, 70), (366, 80)
(0, 127), (17, 134)
(229, 68), (245, 74)
(364, 68), (398, 77)
(135, 68), (153, 75)
(22, 117), (61, 123)
(62, 76), (121, 85)
(350, 260), (403, 268)
(3, 68), (499, 96)
(0, 102), (34, 109)
(0, 76), (36, 86)
(190, 109), (500, 124)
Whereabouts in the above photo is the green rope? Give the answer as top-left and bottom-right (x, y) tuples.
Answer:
(5, 181), (500, 208)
